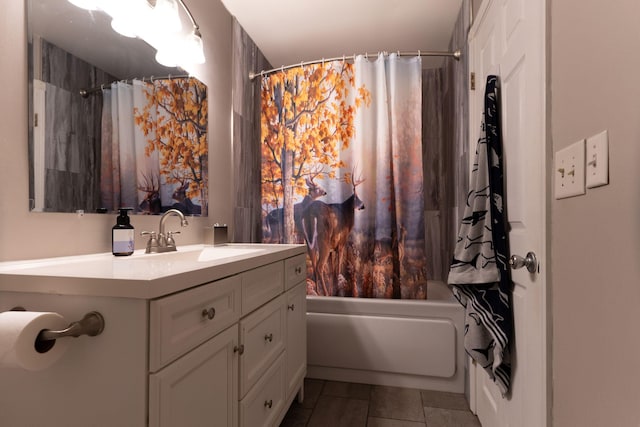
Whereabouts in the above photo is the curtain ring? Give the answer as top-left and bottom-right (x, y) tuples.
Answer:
(418, 49), (421, 57)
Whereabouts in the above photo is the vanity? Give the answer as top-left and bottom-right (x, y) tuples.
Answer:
(0, 244), (306, 427)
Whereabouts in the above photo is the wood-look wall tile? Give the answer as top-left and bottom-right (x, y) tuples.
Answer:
(39, 38), (114, 213)
(231, 20), (271, 243)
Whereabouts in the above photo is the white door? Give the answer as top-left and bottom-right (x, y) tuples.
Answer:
(468, 0), (548, 426)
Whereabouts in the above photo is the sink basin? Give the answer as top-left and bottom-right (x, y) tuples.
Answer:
(132, 245), (267, 263)
(196, 246), (264, 262)
(195, 246), (266, 262)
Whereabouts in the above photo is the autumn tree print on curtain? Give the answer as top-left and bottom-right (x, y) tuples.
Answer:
(135, 78), (208, 215)
(261, 54), (427, 299)
(261, 60), (369, 245)
(101, 77), (208, 215)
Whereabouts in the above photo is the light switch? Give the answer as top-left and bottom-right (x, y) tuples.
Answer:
(586, 130), (609, 188)
(554, 139), (585, 199)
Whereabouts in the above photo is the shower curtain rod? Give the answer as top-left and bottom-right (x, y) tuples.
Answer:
(79, 74), (191, 98)
(249, 49), (461, 80)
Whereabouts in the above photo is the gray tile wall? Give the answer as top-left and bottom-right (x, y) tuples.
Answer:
(423, 0), (470, 281)
(231, 19), (271, 242)
(37, 39), (115, 213)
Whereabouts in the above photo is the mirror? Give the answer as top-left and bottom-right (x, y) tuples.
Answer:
(28, 0), (209, 216)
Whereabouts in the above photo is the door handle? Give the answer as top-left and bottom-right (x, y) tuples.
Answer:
(509, 252), (538, 273)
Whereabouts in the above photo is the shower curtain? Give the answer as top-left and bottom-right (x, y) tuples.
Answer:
(100, 77), (208, 215)
(261, 54), (427, 299)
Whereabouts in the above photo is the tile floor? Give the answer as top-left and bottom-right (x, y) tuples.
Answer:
(280, 378), (481, 427)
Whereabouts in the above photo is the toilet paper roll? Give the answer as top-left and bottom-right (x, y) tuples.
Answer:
(0, 311), (70, 371)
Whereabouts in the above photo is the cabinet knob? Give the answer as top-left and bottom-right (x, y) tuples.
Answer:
(264, 399), (273, 409)
(264, 333), (273, 342)
(233, 344), (245, 355)
(295, 266), (302, 274)
(201, 307), (216, 320)
(287, 304), (295, 311)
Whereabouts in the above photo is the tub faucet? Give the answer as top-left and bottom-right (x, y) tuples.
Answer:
(142, 209), (189, 253)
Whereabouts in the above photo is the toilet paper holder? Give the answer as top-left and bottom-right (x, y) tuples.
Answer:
(38, 311), (105, 342)
(10, 308), (105, 342)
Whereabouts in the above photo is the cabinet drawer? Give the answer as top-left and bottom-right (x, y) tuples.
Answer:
(240, 294), (285, 397)
(150, 275), (241, 372)
(284, 254), (306, 290)
(241, 262), (284, 315)
(239, 352), (285, 427)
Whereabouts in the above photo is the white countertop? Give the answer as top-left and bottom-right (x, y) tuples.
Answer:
(0, 244), (305, 299)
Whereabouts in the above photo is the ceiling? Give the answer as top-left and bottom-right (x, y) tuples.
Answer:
(220, 0), (465, 69)
(30, 0), (464, 80)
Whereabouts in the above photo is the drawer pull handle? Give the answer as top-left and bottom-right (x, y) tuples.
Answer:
(264, 399), (273, 409)
(295, 266), (302, 274)
(201, 307), (216, 320)
(287, 304), (295, 311)
(264, 333), (273, 342)
(233, 344), (244, 355)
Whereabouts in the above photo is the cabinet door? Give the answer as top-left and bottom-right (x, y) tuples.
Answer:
(149, 325), (239, 427)
(285, 282), (307, 398)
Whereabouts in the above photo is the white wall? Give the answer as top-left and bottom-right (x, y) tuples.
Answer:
(0, 0), (232, 261)
(550, 1), (640, 425)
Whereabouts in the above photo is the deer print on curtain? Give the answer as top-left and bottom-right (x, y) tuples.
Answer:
(261, 54), (428, 299)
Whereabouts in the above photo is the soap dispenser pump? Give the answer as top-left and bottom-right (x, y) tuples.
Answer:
(112, 208), (134, 256)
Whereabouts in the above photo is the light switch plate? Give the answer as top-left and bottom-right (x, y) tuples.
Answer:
(554, 139), (586, 199)
(586, 130), (609, 188)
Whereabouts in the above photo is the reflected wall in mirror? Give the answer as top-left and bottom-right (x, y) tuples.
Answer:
(28, 0), (208, 216)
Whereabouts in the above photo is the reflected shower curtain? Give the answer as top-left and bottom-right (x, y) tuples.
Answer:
(261, 54), (427, 298)
(100, 81), (151, 211)
(100, 78), (208, 215)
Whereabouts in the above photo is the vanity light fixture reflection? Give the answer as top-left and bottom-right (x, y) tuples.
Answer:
(67, 0), (100, 10)
(67, 0), (205, 67)
(152, 0), (183, 33)
(106, 0), (153, 39)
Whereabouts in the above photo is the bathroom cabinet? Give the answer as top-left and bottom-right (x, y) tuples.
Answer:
(0, 244), (306, 427)
(151, 255), (307, 427)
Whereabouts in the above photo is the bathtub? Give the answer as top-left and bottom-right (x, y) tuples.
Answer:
(306, 281), (465, 393)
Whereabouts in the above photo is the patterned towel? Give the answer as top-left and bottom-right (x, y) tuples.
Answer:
(447, 75), (513, 396)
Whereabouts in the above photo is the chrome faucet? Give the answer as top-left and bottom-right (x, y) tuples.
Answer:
(142, 209), (189, 253)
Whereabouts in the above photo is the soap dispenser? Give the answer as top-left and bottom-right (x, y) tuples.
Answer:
(112, 208), (134, 256)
